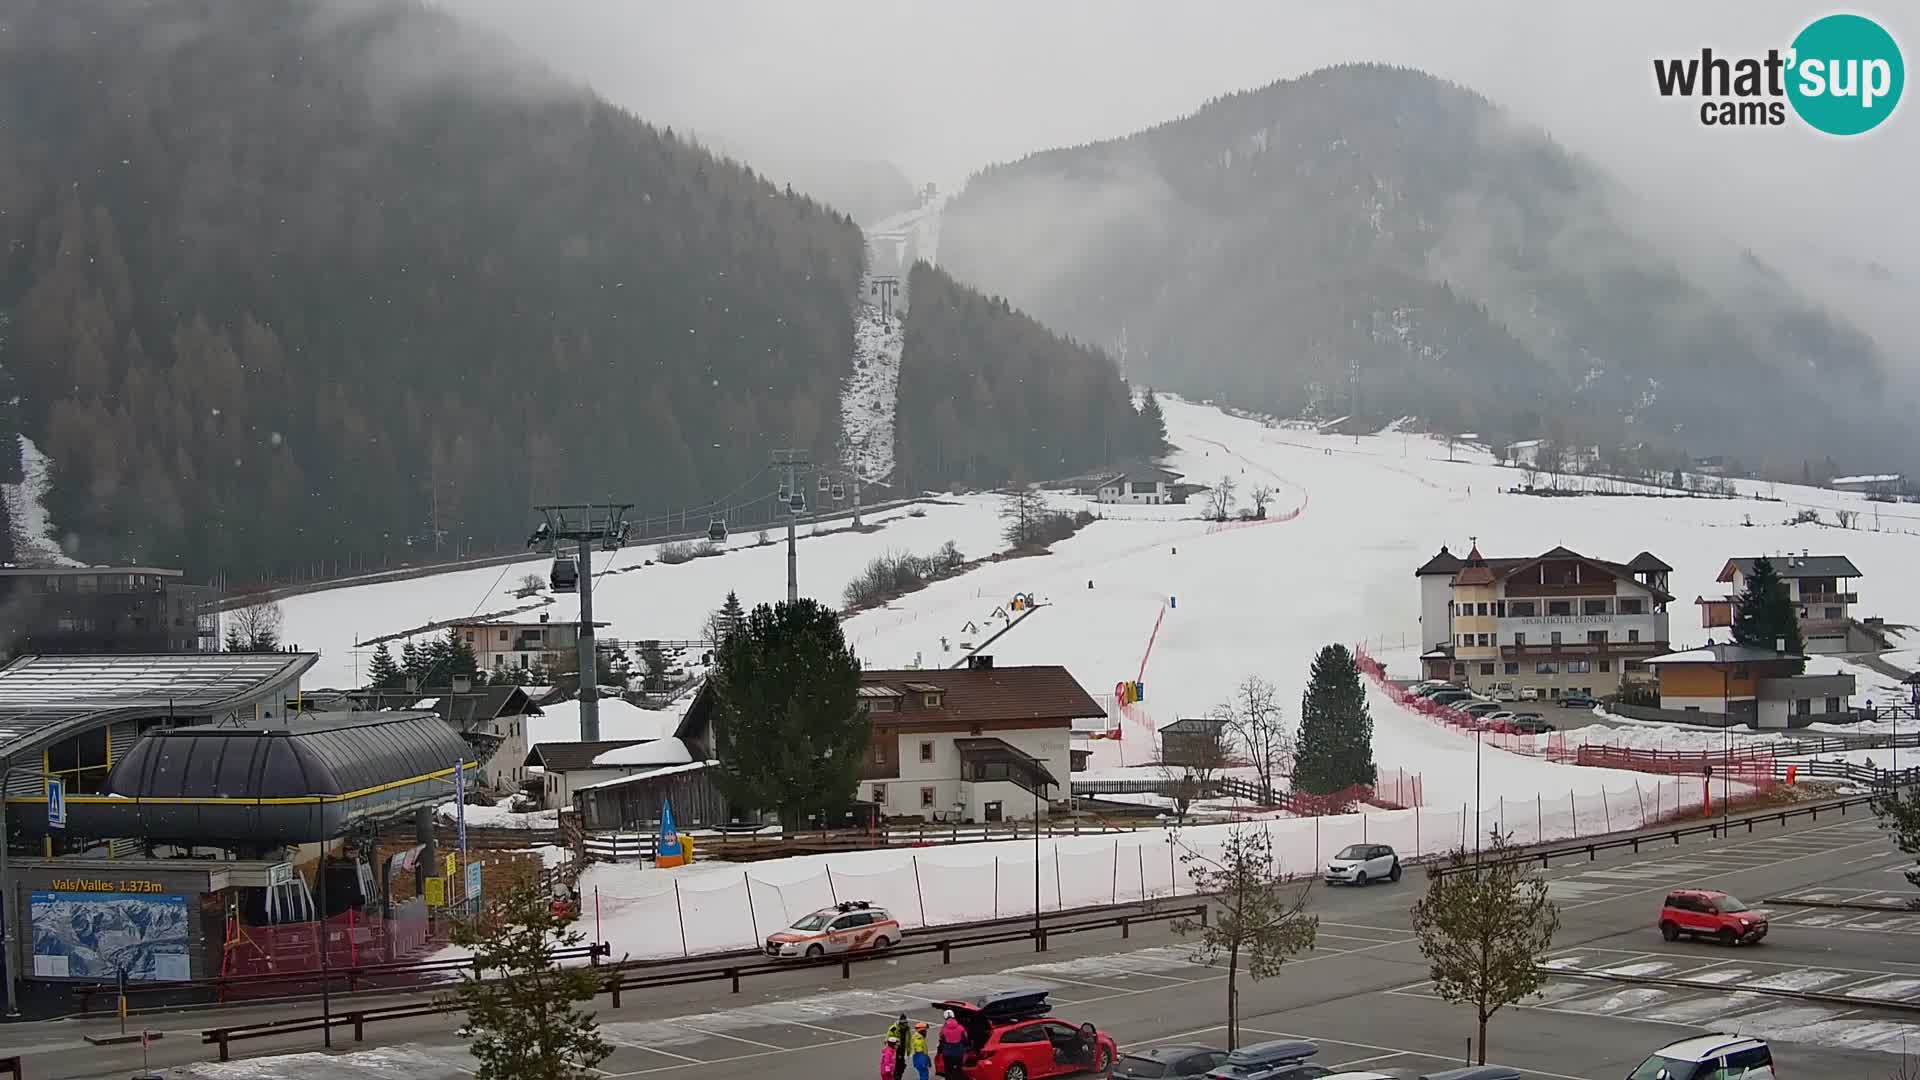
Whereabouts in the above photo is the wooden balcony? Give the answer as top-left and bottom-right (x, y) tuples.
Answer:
(1798, 592), (1857, 606)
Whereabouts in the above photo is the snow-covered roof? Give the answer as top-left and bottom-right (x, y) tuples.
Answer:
(579, 759), (716, 791)
(527, 698), (682, 749)
(592, 736), (694, 768)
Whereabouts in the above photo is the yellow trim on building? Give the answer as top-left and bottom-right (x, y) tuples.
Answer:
(4, 763), (472, 808)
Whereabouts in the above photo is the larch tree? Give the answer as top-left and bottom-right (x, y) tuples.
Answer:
(709, 598), (865, 830)
(1294, 644), (1376, 795)
(449, 880), (612, 1080)
(1171, 825), (1318, 1049)
(1409, 831), (1561, 1065)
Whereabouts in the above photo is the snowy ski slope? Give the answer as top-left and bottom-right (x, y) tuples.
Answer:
(282, 395), (1920, 807)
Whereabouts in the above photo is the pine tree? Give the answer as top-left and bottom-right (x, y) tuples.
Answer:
(638, 641), (669, 692)
(441, 626), (484, 685)
(710, 598), (865, 830)
(708, 591), (746, 644)
(1730, 557), (1806, 674)
(401, 639), (427, 687)
(1137, 390), (1169, 455)
(1294, 644), (1376, 795)
(367, 643), (402, 689)
(450, 880), (612, 1080)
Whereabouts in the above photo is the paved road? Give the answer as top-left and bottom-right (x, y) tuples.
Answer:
(17, 804), (1918, 1079)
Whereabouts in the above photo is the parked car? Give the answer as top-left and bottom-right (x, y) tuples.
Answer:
(1412, 683), (1461, 698)
(1659, 889), (1767, 945)
(1324, 844), (1402, 886)
(1560, 693), (1598, 709)
(1427, 690), (1475, 707)
(1628, 1034), (1775, 1079)
(1508, 715), (1555, 734)
(931, 989), (1119, 1080)
(1203, 1039), (1329, 1080)
(1114, 1045), (1228, 1079)
(1460, 702), (1503, 717)
(764, 900), (900, 959)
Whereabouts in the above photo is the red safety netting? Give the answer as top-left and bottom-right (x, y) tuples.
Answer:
(221, 901), (433, 979)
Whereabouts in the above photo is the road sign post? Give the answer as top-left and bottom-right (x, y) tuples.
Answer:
(46, 777), (65, 830)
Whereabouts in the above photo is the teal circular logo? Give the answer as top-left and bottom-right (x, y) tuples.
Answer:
(1787, 14), (1904, 135)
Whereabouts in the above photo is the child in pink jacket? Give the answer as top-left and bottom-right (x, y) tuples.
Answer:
(881, 1036), (900, 1080)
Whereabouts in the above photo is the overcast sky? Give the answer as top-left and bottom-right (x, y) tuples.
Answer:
(441, 0), (1915, 337)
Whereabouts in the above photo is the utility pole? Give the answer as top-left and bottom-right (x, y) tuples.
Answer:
(851, 438), (864, 529)
(773, 450), (812, 603)
(528, 503), (633, 741)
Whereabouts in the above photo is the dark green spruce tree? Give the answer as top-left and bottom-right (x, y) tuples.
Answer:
(366, 642), (402, 689)
(710, 598), (866, 829)
(1137, 390), (1170, 456)
(401, 639), (426, 687)
(440, 626), (486, 686)
(1730, 557), (1806, 673)
(1294, 644), (1376, 794)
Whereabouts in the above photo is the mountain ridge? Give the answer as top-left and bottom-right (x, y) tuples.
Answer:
(938, 62), (1908, 477)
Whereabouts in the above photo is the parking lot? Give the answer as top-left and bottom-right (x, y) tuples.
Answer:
(31, 806), (1918, 1079)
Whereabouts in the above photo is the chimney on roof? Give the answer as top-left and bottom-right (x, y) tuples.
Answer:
(540, 612), (549, 623)
(968, 654), (994, 670)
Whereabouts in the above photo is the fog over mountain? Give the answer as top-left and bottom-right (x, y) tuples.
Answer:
(440, 0), (1918, 377)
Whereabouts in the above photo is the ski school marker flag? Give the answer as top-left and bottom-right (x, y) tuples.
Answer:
(657, 798), (682, 860)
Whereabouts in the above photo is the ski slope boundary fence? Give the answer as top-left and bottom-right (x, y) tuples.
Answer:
(581, 770), (1716, 960)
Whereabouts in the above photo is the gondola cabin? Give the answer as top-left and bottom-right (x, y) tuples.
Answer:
(550, 554), (580, 593)
(789, 492), (806, 513)
(707, 518), (728, 544)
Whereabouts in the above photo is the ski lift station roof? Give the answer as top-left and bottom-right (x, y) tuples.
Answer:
(0, 651), (317, 764)
(71, 710), (482, 844)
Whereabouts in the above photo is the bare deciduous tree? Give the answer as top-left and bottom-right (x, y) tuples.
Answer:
(1248, 484), (1275, 519)
(223, 599), (283, 652)
(1207, 475), (1237, 521)
(1215, 675), (1292, 803)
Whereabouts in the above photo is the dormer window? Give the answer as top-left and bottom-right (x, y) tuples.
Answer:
(925, 693), (943, 708)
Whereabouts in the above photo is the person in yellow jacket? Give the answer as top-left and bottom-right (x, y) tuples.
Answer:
(908, 1021), (931, 1080)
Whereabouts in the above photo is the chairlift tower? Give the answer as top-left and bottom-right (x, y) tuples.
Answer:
(772, 450), (813, 603)
(528, 502), (634, 742)
(872, 275), (900, 326)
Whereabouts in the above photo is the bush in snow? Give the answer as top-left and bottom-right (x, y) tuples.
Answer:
(657, 540), (720, 565)
(843, 542), (967, 609)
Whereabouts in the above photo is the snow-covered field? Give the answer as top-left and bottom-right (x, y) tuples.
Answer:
(282, 394), (1920, 819)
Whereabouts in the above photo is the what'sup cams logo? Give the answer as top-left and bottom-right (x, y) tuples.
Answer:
(1654, 13), (1904, 134)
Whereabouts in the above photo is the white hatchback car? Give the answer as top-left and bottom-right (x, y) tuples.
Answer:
(1628, 1034), (1775, 1079)
(1323, 843), (1401, 886)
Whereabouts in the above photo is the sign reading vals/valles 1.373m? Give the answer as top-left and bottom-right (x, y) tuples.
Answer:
(47, 878), (169, 893)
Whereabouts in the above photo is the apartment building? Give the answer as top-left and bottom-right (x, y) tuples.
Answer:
(1416, 544), (1673, 699)
(1695, 553), (1865, 654)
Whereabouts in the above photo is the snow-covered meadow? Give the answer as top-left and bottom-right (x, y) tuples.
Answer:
(281, 394), (1920, 838)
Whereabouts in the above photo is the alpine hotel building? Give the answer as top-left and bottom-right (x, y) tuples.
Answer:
(1416, 544), (1673, 699)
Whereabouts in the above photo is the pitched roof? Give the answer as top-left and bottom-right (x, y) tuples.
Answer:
(1646, 644), (1807, 666)
(860, 666), (1105, 724)
(1453, 544), (1495, 586)
(409, 685), (542, 725)
(524, 739), (647, 771)
(1720, 555), (1862, 581)
(1458, 546), (1675, 603)
(1159, 717), (1227, 734)
(1414, 546), (1464, 576)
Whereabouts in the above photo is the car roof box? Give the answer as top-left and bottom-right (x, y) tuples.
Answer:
(1222, 1039), (1317, 1066)
(1420, 1067), (1523, 1080)
(931, 989), (1051, 1021)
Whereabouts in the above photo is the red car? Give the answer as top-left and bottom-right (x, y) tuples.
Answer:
(931, 989), (1119, 1080)
(1659, 888), (1768, 945)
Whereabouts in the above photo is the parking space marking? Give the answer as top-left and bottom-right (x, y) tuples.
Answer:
(1235, 1027), (1592, 1080)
